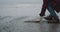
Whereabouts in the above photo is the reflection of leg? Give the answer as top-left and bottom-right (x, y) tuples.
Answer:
(44, 6), (58, 20)
(46, 5), (59, 22)
(48, 24), (59, 32)
(44, 6), (59, 23)
(47, 5), (58, 18)
(44, 5), (58, 20)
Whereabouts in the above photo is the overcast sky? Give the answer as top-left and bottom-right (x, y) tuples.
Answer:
(0, 0), (42, 5)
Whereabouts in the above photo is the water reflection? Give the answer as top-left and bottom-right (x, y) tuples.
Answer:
(48, 23), (59, 32)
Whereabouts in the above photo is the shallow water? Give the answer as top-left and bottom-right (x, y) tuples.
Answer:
(0, 4), (60, 32)
(0, 16), (60, 32)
